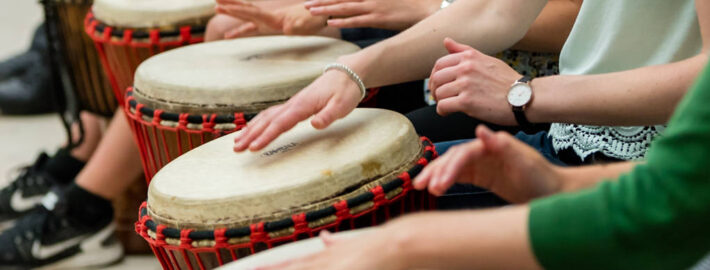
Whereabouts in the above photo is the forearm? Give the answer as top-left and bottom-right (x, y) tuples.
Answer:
(555, 162), (636, 193)
(511, 0), (582, 53)
(528, 53), (708, 125)
(530, 62), (710, 270)
(385, 206), (541, 270)
(339, 0), (547, 87)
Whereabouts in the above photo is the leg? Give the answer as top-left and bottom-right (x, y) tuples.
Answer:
(0, 110), (139, 268)
(69, 112), (104, 162)
(75, 111), (143, 200)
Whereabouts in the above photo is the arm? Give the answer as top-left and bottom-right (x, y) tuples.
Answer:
(233, 0), (547, 152)
(556, 162), (634, 192)
(306, 0), (580, 53)
(269, 61), (710, 270)
(388, 206), (540, 270)
(531, 58), (710, 269)
(341, 0), (547, 87)
(529, 51), (708, 125)
(511, 0), (582, 53)
(433, 1), (710, 126)
(263, 206), (541, 270)
(412, 124), (633, 202)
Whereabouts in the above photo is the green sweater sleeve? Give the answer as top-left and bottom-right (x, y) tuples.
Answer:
(529, 64), (710, 270)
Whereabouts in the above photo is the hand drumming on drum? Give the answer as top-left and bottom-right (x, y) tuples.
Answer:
(304, 0), (441, 30)
(233, 37), (523, 152)
(215, 0), (328, 37)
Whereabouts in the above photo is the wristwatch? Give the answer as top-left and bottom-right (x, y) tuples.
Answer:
(507, 76), (534, 127)
(440, 0), (455, 9)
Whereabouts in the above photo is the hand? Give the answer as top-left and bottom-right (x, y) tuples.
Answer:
(234, 70), (362, 152)
(256, 229), (406, 270)
(430, 38), (523, 125)
(216, 0), (328, 38)
(304, 0), (440, 30)
(413, 125), (563, 203)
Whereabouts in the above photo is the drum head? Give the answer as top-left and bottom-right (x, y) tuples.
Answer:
(147, 108), (421, 229)
(215, 229), (374, 270)
(92, 0), (215, 28)
(133, 36), (361, 114)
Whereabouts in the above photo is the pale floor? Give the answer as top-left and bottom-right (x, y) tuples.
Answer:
(0, 1), (159, 269)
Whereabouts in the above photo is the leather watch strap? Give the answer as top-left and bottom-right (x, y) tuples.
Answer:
(512, 76), (533, 128)
(512, 106), (532, 128)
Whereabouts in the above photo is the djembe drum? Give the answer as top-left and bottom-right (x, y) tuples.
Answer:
(124, 36), (361, 180)
(84, 0), (214, 105)
(43, 0), (116, 116)
(135, 108), (437, 269)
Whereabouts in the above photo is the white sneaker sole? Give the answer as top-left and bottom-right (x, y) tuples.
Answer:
(35, 223), (125, 270)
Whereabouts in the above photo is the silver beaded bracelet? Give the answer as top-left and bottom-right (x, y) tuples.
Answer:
(323, 63), (367, 101)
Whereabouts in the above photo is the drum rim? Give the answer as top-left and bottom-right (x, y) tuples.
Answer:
(125, 88), (254, 131)
(85, 10), (207, 41)
(135, 138), (436, 248)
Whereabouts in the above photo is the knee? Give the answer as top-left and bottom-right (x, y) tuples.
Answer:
(205, 14), (241, 42)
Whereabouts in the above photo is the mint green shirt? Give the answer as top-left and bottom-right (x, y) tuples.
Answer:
(529, 62), (710, 269)
(548, 0), (701, 161)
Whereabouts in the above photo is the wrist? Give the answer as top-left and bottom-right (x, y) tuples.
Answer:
(337, 45), (385, 87)
(525, 76), (554, 124)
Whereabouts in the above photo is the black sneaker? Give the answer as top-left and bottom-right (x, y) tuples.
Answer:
(0, 191), (123, 269)
(0, 153), (55, 231)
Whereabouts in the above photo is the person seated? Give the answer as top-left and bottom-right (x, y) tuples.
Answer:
(258, 59), (710, 269)
(214, 0), (581, 137)
(232, 0), (707, 171)
(0, 0), (474, 268)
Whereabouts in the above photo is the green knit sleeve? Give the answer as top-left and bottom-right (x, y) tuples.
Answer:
(529, 63), (710, 269)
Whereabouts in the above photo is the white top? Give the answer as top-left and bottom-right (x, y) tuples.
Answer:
(92, 0), (215, 28)
(147, 109), (421, 229)
(133, 36), (360, 114)
(549, 0), (701, 161)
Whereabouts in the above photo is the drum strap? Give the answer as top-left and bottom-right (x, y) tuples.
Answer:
(41, 0), (85, 150)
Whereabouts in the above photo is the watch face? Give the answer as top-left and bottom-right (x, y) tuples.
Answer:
(508, 83), (532, 107)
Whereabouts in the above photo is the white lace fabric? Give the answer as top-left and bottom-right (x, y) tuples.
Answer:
(549, 124), (666, 161)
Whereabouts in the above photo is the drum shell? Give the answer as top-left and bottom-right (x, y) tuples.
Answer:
(45, 1), (116, 116)
(84, 10), (206, 107)
(133, 135), (437, 270)
(123, 88), (248, 181)
(137, 185), (436, 270)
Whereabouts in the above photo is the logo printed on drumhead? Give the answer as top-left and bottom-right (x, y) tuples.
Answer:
(262, 142), (298, 157)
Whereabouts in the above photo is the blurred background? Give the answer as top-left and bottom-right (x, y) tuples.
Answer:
(0, 1), (157, 269)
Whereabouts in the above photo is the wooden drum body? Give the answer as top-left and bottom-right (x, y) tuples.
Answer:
(84, 0), (214, 106)
(123, 36), (361, 180)
(44, 0), (116, 116)
(135, 108), (437, 270)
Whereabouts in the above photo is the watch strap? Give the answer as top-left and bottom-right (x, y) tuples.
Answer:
(512, 106), (532, 128)
(512, 75), (533, 128)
